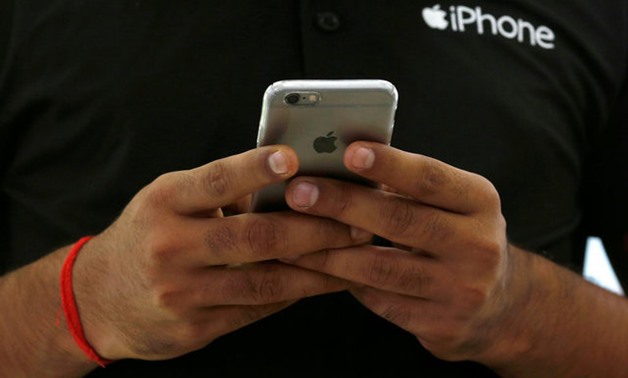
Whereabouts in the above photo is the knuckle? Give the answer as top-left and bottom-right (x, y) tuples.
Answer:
(256, 278), (282, 303)
(227, 303), (282, 332)
(205, 223), (237, 261)
(403, 264), (433, 293)
(149, 284), (192, 320)
(245, 219), (286, 256)
(469, 233), (505, 269)
(141, 235), (182, 280)
(225, 266), (286, 304)
(249, 267), (285, 303)
(483, 241), (504, 267)
(153, 287), (181, 312)
(458, 284), (490, 313)
(378, 302), (413, 329)
(143, 172), (180, 208)
(420, 211), (455, 246)
(379, 197), (416, 237)
(175, 322), (210, 347)
(204, 161), (233, 197)
(146, 234), (179, 263)
(476, 176), (502, 210)
(364, 252), (400, 287)
(417, 159), (449, 196)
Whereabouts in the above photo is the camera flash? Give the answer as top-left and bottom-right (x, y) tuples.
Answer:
(308, 94), (319, 103)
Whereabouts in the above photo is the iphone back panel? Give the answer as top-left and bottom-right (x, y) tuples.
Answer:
(250, 79), (398, 212)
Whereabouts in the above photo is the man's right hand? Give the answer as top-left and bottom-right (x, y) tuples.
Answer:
(71, 146), (371, 361)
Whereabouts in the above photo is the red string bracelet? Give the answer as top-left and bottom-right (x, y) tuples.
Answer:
(60, 236), (113, 368)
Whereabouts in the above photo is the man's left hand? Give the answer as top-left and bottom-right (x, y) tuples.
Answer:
(282, 141), (531, 363)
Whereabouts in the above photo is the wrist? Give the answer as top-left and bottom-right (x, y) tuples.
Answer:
(0, 247), (98, 376)
(473, 246), (557, 370)
(69, 234), (127, 361)
(476, 247), (588, 377)
(61, 237), (114, 367)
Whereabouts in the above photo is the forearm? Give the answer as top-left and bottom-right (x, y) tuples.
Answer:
(482, 248), (628, 377)
(0, 246), (97, 377)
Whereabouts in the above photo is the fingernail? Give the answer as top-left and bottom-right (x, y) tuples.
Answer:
(350, 227), (373, 241)
(292, 182), (319, 208)
(268, 151), (288, 175)
(351, 147), (375, 169)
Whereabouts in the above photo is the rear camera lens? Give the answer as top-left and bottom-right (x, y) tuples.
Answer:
(285, 93), (300, 105)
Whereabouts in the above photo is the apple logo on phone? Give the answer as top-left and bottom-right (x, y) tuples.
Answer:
(313, 131), (338, 153)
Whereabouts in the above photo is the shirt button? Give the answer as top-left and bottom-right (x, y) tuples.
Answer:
(316, 12), (341, 32)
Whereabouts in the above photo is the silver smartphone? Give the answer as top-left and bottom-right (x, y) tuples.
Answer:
(250, 79), (398, 212)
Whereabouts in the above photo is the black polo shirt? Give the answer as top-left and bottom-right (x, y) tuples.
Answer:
(1, 1), (626, 376)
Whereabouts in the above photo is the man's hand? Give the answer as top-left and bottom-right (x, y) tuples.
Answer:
(71, 146), (371, 362)
(281, 141), (628, 377)
(282, 141), (514, 361)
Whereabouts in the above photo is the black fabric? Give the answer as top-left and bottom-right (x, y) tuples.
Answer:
(0, 0), (14, 273)
(1, 1), (627, 376)
(583, 60), (628, 292)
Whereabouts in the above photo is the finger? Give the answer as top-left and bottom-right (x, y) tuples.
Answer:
(285, 178), (477, 255)
(283, 246), (447, 299)
(191, 262), (354, 306)
(344, 142), (500, 214)
(165, 301), (293, 351)
(185, 212), (373, 265)
(349, 286), (476, 360)
(148, 146), (299, 214)
(201, 301), (294, 340)
(349, 286), (441, 341)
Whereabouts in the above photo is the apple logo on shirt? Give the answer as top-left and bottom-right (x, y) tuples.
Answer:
(422, 5), (448, 30)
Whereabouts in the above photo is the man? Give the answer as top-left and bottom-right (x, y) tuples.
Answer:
(1, 1), (626, 377)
